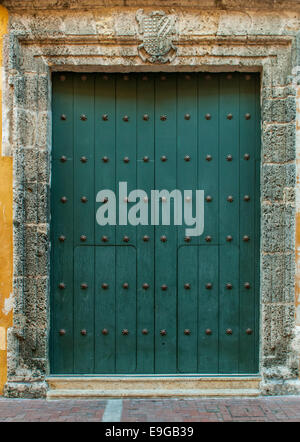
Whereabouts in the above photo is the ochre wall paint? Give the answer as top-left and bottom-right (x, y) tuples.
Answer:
(0, 6), (12, 395)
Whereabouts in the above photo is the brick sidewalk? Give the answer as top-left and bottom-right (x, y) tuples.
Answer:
(0, 397), (300, 422)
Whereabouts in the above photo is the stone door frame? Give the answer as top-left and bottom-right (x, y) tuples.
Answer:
(2, 24), (300, 397)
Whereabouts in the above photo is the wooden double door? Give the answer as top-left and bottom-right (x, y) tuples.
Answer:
(51, 72), (260, 374)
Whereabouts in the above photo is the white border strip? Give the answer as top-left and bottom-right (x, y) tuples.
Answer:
(102, 399), (123, 422)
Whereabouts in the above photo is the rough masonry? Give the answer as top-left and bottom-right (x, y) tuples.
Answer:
(1, 0), (300, 397)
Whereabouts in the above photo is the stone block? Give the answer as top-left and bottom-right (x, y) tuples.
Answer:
(262, 123), (295, 163)
(262, 304), (295, 362)
(4, 381), (48, 399)
(37, 150), (50, 184)
(262, 97), (296, 123)
(262, 163), (295, 201)
(36, 230), (49, 277)
(261, 253), (294, 303)
(261, 203), (294, 252)
(21, 148), (38, 184)
(24, 184), (37, 224)
(24, 183), (49, 224)
(23, 278), (37, 322)
(24, 225), (38, 277)
(63, 13), (97, 35)
(15, 108), (37, 148)
(37, 75), (50, 113)
(36, 111), (51, 149)
(14, 74), (39, 111)
(13, 222), (25, 277)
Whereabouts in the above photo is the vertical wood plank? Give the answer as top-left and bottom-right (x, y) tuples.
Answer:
(73, 74), (95, 246)
(177, 73), (198, 372)
(115, 246), (137, 373)
(198, 73), (220, 246)
(115, 74), (137, 246)
(136, 74), (155, 373)
(74, 246), (95, 373)
(115, 74), (137, 372)
(72, 74), (95, 373)
(219, 73), (240, 374)
(239, 73), (257, 373)
(178, 245), (198, 372)
(154, 74), (177, 373)
(197, 73), (220, 372)
(94, 73), (117, 373)
(198, 245), (219, 372)
(51, 73), (74, 373)
(95, 245), (116, 373)
(254, 74), (261, 373)
(95, 73), (116, 246)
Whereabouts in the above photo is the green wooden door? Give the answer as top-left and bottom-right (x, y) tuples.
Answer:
(51, 72), (260, 374)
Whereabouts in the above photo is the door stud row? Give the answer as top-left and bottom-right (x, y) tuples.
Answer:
(58, 328), (253, 336)
(58, 282), (251, 290)
(58, 235), (251, 242)
(59, 154), (250, 162)
(60, 113), (251, 121)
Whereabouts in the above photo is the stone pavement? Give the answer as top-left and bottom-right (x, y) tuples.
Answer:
(0, 396), (300, 422)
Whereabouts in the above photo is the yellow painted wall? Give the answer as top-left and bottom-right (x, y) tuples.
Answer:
(0, 6), (12, 395)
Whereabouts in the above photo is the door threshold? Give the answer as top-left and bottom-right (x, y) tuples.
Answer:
(46, 376), (261, 399)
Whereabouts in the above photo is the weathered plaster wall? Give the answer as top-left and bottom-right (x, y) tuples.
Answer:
(0, 5), (12, 395)
(1, 0), (300, 397)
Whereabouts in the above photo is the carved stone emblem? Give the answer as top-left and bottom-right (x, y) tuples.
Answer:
(136, 9), (177, 63)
